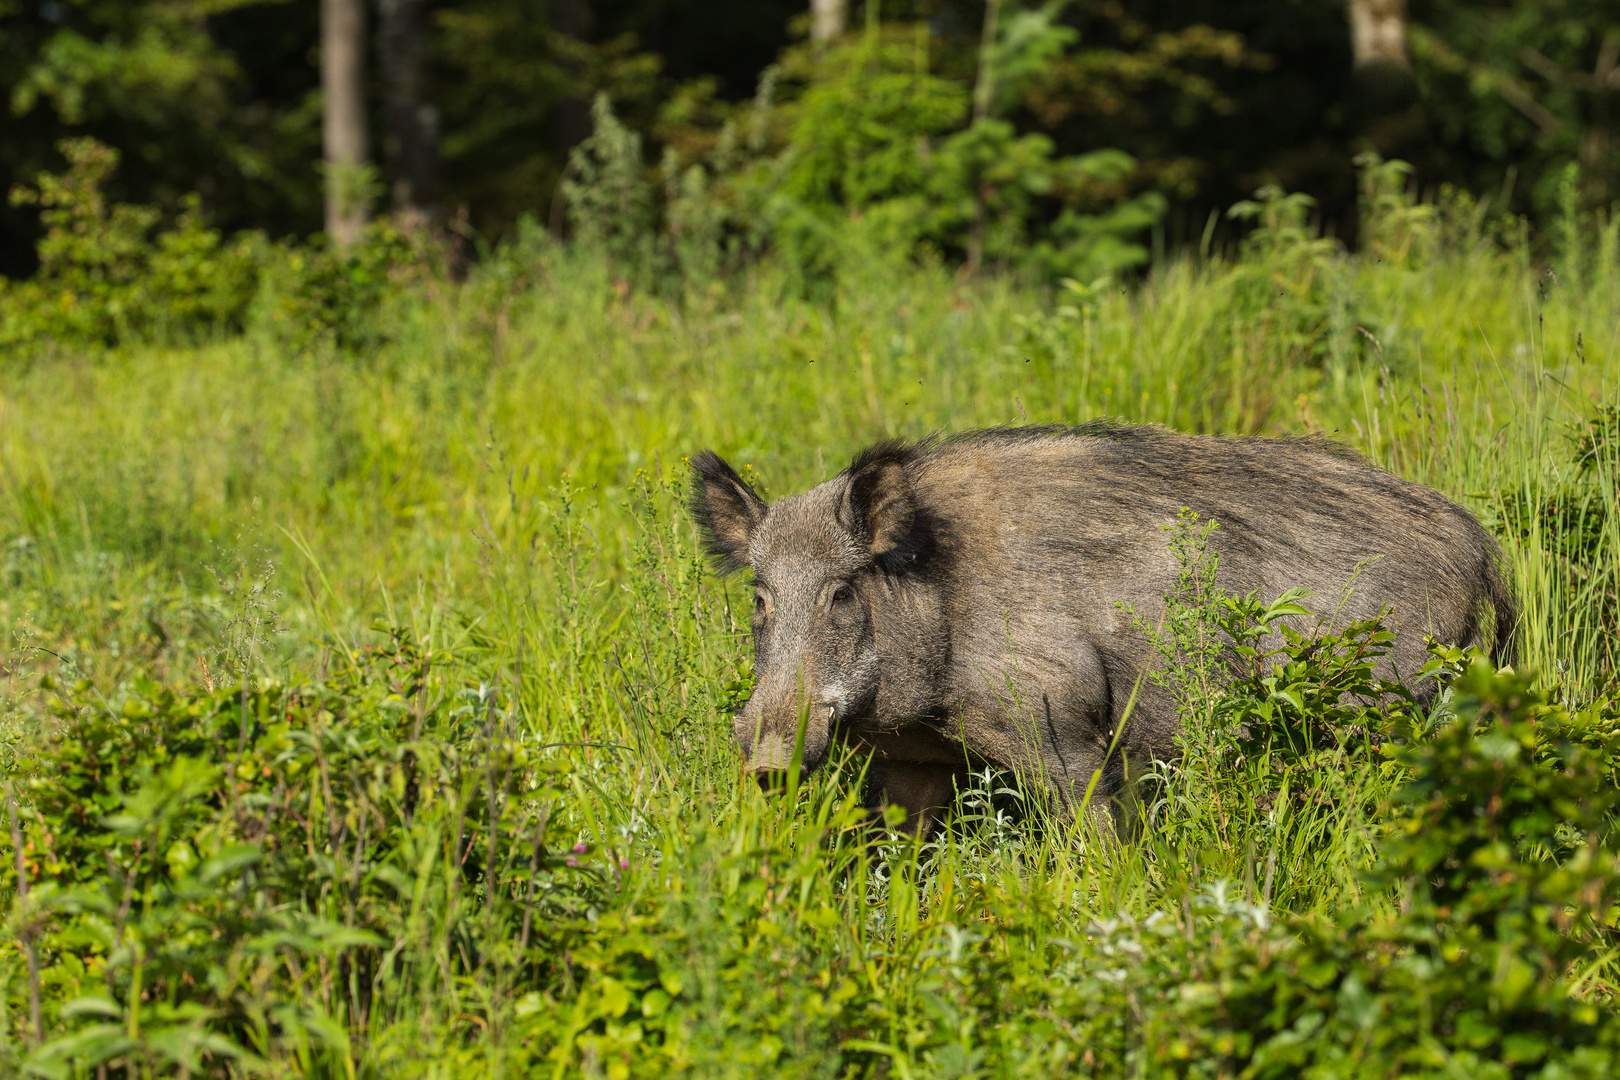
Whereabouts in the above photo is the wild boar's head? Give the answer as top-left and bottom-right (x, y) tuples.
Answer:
(690, 445), (921, 781)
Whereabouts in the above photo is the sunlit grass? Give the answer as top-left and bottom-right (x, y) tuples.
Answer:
(2, 211), (1619, 1074)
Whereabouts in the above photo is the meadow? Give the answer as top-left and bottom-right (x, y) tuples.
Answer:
(3, 179), (1620, 1077)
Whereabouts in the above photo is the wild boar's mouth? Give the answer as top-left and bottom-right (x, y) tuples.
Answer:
(738, 696), (840, 774)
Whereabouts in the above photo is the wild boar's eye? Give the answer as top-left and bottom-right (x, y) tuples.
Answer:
(831, 584), (853, 606)
(753, 592), (766, 615)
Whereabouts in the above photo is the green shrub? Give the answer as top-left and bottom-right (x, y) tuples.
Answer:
(246, 226), (419, 353)
(556, 27), (1170, 296)
(2, 138), (424, 357)
(1117, 510), (1428, 901)
(1153, 663), (1620, 1079)
(768, 29), (1167, 287)
(3, 138), (264, 349)
(4, 635), (590, 1078)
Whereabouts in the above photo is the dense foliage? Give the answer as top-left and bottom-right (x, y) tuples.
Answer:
(4, 1), (1618, 277)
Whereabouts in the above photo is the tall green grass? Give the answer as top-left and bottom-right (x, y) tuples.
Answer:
(3, 220), (1616, 678)
(3, 184), (1620, 1076)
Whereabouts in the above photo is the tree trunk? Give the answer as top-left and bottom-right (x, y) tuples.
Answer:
(1347, 0), (1416, 122)
(1348, 0), (1409, 71)
(379, 0), (440, 228)
(321, 0), (369, 247)
(811, 0), (847, 45)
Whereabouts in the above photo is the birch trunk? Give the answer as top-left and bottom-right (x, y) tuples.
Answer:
(811, 0), (847, 46)
(322, 0), (369, 247)
(1348, 0), (1409, 72)
(1348, 0), (1415, 119)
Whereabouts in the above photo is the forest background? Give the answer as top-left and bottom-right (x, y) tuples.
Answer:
(2, 0), (1617, 282)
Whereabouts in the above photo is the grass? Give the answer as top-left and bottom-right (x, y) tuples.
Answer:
(2, 196), (1620, 1077)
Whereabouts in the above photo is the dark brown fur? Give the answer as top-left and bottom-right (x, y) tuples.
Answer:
(692, 423), (1516, 830)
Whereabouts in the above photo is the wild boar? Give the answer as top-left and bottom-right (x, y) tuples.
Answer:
(690, 423), (1515, 832)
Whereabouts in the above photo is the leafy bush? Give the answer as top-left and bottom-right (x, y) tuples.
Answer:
(1155, 663), (1620, 1079)
(1117, 510), (1430, 896)
(3, 139), (264, 349)
(767, 27), (1169, 286)
(1, 138), (421, 356)
(558, 26), (1170, 296)
(563, 95), (663, 285)
(247, 226), (419, 353)
(4, 635), (590, 1077)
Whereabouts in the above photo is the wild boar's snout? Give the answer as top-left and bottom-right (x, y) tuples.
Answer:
(734, 666), (837, 781)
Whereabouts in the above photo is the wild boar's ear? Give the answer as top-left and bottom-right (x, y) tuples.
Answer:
(689, 450), (767, 571)
(844, 451), (914, 559)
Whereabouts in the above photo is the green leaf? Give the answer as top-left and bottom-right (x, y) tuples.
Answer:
(197, 843), (261, 883)
(58, 996), (122, 1020)
(599, 977), (632, 1018)
(24, 1024), (139, 1076)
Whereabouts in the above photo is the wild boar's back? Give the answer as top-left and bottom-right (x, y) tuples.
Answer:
(903, 425), (1510, 763)
(913, 427), (1503, 670)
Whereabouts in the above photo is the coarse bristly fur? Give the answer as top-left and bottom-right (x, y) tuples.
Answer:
(691, 422), (1518, 834)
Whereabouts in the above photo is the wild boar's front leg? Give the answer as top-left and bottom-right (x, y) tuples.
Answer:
(853, 724), (973, 836)
(865, 759), (964, 837)
(1018, 642), (1123, 813)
